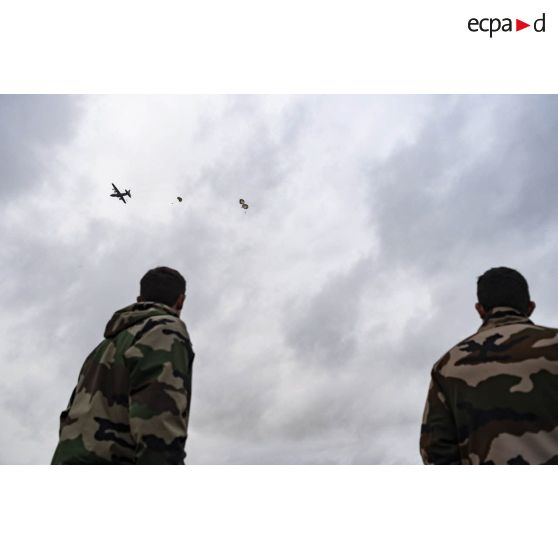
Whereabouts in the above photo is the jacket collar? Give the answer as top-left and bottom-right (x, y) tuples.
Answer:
(478, 306), (533, 332)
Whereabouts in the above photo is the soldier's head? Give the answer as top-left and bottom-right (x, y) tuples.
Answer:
(137, 266), (186, 314)
(475, 267), (535, 318)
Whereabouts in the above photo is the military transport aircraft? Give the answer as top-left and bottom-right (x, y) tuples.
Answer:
(110, 183), (132, 204)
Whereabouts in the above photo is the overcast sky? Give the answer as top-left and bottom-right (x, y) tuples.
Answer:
(1, 95), (558, 464)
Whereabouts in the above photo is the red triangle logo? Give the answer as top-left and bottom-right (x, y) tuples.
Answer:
(516, 19), (530, 31)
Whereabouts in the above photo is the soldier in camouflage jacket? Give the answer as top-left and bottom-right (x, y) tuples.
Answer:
(52, 267), (194, 464)
(421, 267), (558, 464)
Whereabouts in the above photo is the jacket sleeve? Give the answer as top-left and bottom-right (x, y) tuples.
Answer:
(420, 367), (460, 465)
(124, 321), (194, 464)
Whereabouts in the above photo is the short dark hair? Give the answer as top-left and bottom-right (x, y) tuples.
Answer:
(477, 267), (530, 314)
(140, 266), (186, 306)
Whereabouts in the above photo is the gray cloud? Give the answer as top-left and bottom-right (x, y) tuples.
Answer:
(285, 257), (371, 368)
(0, 95), (82, 203)
(368, 96), (558, 270)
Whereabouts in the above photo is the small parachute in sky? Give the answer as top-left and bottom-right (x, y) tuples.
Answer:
(239, 198), (249, 212)
(177, 196), (183, 202)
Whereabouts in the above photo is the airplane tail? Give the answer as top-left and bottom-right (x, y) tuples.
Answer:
(125, 189), (131, 197)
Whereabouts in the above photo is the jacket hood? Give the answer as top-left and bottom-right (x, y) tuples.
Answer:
(104, 302), (179, 338)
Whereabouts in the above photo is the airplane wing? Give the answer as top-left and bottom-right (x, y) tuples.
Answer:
(112, 183), (121, 195)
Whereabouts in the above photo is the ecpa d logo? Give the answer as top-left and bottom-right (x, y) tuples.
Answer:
(468, 13), (546, 37)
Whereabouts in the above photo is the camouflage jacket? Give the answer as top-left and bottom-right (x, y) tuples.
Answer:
(52, 302), (194, 465)
(420, 307), (558, 464)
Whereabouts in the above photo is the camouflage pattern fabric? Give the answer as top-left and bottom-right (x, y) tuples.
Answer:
(51, 302), (194, 465)
(420, 306), (558, 464)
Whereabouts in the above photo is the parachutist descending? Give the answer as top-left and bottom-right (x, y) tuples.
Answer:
(177, 196), (183, 202)
(239, 198), (249, 212)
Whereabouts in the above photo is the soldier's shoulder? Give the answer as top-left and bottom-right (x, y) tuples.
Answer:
(142, 314), (192, 348)
(430, 326), (491, 377)
(159, 314), (191, 339)
(432, 320), (558, 377)
(518, 321), (558, 347)
(529, 321), (558, 334)
(431, 350), (451, 375)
